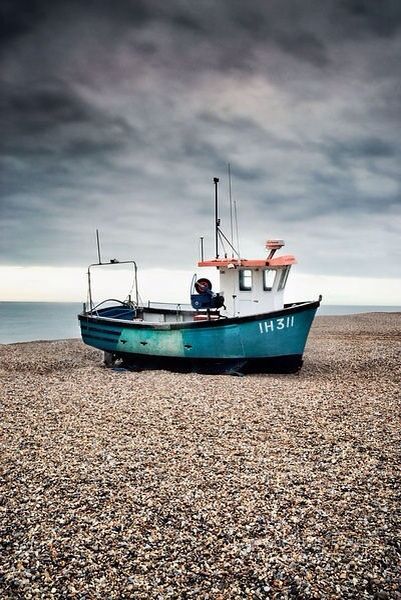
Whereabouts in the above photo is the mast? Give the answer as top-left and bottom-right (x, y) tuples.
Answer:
(214, 177), (220, 258)
(228, 163), (234, 256)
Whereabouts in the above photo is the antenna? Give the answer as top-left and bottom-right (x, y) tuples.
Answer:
(210, 174), (240, 260)
(234, 196), (241, 259)
(213, 177), (220, 258)
(228, 163), (234, 257)
(96, 229), (102, 264)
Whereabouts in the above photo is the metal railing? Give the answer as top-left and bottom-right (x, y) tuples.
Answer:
(87, 298), (135, 319)
(87, 260), (139, 313)
(147, 301), (192, 311)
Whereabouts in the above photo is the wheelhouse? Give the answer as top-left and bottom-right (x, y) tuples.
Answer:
(198, 240), (296, 317)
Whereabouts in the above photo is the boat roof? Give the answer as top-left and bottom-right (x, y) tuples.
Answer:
(198, 255), (296, 268)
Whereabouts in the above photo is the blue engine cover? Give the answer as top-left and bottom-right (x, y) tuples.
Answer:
(191, 293), (224, 310)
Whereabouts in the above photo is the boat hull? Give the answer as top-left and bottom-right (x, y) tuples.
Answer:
(78, 300), (319, 374)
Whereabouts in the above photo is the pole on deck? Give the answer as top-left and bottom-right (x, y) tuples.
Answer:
(96, 229), (102, 264)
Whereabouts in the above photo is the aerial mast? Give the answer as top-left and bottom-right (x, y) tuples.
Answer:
(228, 163), (234, 256)
(214, 177), (220, 259)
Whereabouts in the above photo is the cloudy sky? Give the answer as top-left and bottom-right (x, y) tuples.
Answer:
(1, 0), (400, 303)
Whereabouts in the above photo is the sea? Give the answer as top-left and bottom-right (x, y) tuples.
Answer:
(0, 302), (399, 344)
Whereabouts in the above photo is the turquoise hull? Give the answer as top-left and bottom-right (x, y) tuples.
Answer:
(79, 301), (319, 373)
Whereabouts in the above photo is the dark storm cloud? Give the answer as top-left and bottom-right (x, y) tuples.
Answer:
(342, 0), (401, 37)
(0, 0), (400, 278)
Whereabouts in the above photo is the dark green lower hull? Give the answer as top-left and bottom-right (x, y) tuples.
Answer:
(107, 351), (303, 374)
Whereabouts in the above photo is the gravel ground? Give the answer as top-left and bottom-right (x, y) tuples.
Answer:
(0, 313), (400, 599)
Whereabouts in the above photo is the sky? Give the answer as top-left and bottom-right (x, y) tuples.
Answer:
(1, 0), (400, 304)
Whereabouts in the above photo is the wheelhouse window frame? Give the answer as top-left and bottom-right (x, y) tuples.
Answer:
(263, 269), (277, 291)
(278, 267), (290, 291)
(239, 269), (253, 291)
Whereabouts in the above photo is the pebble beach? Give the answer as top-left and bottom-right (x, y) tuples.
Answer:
(0, 313), (400, 599)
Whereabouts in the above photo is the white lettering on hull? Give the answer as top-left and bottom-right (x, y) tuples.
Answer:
(258, 315), (295, 334)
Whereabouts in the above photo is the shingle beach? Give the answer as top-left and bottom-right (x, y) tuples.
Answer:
(1, 313), (400, 599)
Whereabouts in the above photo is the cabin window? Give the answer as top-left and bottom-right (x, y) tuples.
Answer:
(239, 269), (252, 291)
(278, 267), (290, 290)
(263, 269), (276, 291)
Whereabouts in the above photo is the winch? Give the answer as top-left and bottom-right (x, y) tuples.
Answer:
(190, 277), (225, 310)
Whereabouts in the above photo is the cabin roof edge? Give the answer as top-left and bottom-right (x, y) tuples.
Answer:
(198, 256), (297, 268)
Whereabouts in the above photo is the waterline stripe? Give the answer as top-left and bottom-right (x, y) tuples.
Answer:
(82, 333), (119, 344)
(81, 325), (121, 336)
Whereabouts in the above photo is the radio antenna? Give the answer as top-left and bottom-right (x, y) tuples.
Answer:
(228, 163), (234, 257)
(234, 195), (241, 259)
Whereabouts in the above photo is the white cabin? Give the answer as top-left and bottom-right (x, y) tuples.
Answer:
(198, 240), (296, 318)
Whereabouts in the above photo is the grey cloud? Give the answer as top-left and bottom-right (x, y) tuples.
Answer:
(275, 31), (329, 67)
(0, 0), (400, 281)
(342, 0), (401, 37)
(318, 135), (399, 166)
(6, 86), (91, 126)
(0, 0), (54, 48)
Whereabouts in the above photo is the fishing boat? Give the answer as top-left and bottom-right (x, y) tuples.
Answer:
(78, 178), (320, 374)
